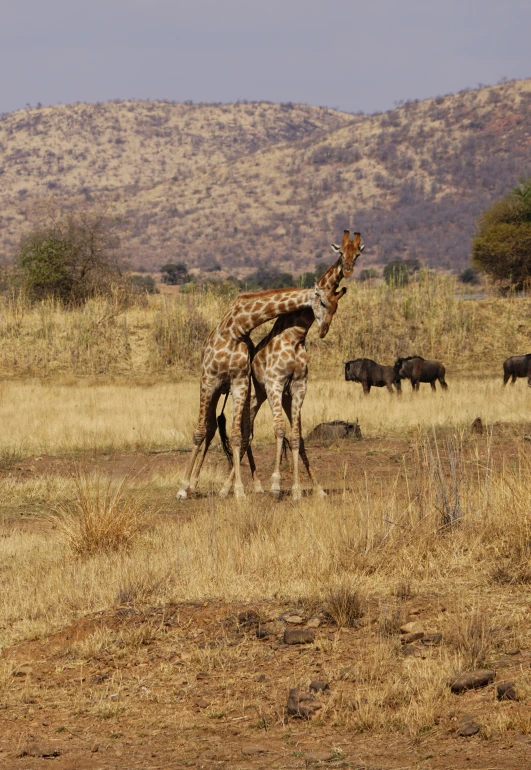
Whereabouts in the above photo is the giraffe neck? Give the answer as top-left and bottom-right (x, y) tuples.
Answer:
(220, 286), (317, 338)
(317, 257), (343, 292)
(255, 307), (314, 355)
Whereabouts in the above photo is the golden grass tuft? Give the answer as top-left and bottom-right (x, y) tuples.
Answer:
(52, 467), (151, 556)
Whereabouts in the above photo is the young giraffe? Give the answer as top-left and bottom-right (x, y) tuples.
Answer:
(220, 231), (364, 499)
(176, 279), (344, 501)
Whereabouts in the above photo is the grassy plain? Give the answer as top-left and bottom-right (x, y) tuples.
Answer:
(1, 282), (531, 767)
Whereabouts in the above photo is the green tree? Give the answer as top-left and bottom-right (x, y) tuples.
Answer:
(16, 204), (123, 303)
(472, 179), (531, 289)
(160, 262), (190, 285)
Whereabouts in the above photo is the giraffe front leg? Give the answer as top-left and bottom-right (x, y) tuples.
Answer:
(188, 391), (222, 493)
(177, 380), (219, 500)
(266, 383), (285, 497)
(228, 376), (249, 500)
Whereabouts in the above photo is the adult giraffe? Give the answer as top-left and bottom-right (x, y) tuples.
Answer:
(219, 231), (364, 499)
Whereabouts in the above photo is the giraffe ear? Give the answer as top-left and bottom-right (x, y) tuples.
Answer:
(360, 244), (365, 252)
(337, 286), (347, 298)
(331, 243), (341, 253)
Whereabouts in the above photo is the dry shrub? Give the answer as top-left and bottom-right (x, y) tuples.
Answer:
(325, 584), (366, 628)
(447, 608), (501, 669)
(53, 467), (150, 556)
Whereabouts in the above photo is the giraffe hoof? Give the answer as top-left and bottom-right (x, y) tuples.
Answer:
(176, 489), (188, 501)
(218, 486), (231, 499)
(292, 489), (302, 502)
(253, 480), (264, 494)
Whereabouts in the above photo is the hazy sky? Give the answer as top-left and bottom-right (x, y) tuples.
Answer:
(1, 0), (530, 115)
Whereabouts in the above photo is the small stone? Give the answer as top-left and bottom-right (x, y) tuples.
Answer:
(109, 693), (120, 701)
(12, 664), (33, 677)
(283, 613), (304, 625)
(306, 618), (321, 629)
(505, 648), (521, 656)
(399, 621), (424, 635)
(91, 743), (99, 753)
(196, 671), (209, 680)
(305, 749), (335, 763)
(458, 722), (480, 737)
(402, 643), (426, 657)
(457, 718), (481, 737)
(422, 633), (443, 646)
(286, 687), (322, 719)
(241, 743), (269, 755)
(309, 680), (330, 693)
(497, 681), (517, 701)
(238, 610), (260, 628)
(256, 621), (283, 639)
(256, 674), (267, 682)
(450, 670), (495, 693)
(284, 628), (315, 645)
(401, 631), (424, 644)
(195, 698), (210, 709)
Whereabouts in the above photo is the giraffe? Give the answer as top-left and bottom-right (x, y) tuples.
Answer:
(176, 280), (344, 501)
(219, 231), (364, 499)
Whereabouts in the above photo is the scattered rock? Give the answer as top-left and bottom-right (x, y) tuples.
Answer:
(284, 628), (315, 645)
(196, 672), (209, 680)
(256, 621), (283, 639)
(237, 610), (261, 629)
(402, 643), (426, 657)
(450, 669), (495, 694)
(195, 698), (210, 709)
(91, 743), (99, 753)
(306, 420), (361, 444)
(399, 621), (425, 635)
(505, 648), (521, 656)
(306, 618), (321, 629)
(471, 417), (483, 434)
(457, 715), (481, 737)
(497, 681), (518, 701)
(256, 674), (267, 682)
(305, 749), (335, 763)
(241, 743), (270, 755)
(309, 680), (330, 693)
(12, 664), (33, 678)
(286, 688), (322, 719)
(20, 744), (61, 758)
(282, 612), (304, 624)
(92, 672), (111, 684)
(422, 633), (443, 646)
(401, 631), (424, 644)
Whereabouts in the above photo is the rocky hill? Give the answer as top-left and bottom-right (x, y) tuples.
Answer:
(1, 80), (531, 276)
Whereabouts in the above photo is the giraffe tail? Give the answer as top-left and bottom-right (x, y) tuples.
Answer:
(217, 393), (233, 468)
(281, 437), (292, 462)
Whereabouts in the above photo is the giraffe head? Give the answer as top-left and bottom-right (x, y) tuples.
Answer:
(330, 231), (364, 278)
(312, 285), (347, 338)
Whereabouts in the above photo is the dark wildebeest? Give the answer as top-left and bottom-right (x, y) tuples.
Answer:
(503, 354), (531, 386)
(345, 358), (401, 395)
(394, 356), (448, 392)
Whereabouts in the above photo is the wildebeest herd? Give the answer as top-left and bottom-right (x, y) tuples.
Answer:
(344, 355), (448, 394)
(345, 354), (531, 395)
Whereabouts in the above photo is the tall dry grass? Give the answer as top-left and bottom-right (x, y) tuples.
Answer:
(0, 274), (530, 378)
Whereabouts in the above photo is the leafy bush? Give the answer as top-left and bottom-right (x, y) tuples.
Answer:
(16, 204), (123, 304)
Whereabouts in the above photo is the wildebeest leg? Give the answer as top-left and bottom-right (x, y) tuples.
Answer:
(503, 372), (510, 386)
(439, 377), (448, 390)
(177, 379), (221, 500)
(362, 381), (371, 395)
(395, 380), (402, 395)
(386, 382), (394, 394)
(430, 381), (436, 391)
(412, 380), (420, 392)
(511, 374), (517, 384)
(527, 375), (531, 388)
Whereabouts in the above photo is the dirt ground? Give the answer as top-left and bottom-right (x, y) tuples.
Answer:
(2, 427), (531, 769)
